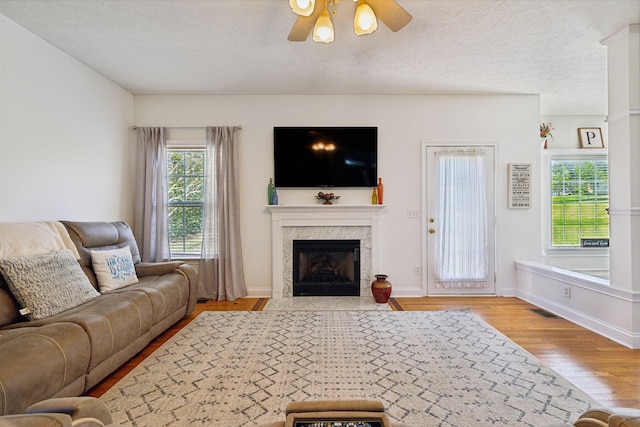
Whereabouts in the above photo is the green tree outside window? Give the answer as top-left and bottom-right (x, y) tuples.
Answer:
(551, 159), (609, 246)
(167, 150), (205, 256)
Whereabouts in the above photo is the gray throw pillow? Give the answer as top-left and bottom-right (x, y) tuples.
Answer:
(0, 249), (99, 320)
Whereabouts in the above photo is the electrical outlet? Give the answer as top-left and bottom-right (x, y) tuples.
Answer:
(414, 266), (421, 275)
(407, 209), (420, 218)
(563, 286), (571, 299)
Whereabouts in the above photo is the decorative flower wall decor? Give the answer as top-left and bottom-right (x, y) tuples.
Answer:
(540, 122), (554, 139)
(540, 122), (554, 149)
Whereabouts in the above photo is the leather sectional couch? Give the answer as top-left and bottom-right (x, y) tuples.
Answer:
(0, 221), (198, 416)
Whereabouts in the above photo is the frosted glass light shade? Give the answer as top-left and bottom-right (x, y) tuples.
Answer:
(354, 1), (377, 35)
(289, 0), (314, 16)
(313, 9), (334, 43)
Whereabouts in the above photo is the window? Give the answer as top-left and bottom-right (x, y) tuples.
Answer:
(167, 149), (205, 257)
(550, 157), (609, 246)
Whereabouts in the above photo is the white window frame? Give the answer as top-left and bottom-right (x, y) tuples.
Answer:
(167, 138), (206, 259)
(542, 148), (609, 257)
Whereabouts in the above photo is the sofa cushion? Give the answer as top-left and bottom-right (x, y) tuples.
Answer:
(61, 221), (142, 289)
(125, 273), (190, 323)
(0, 323), (91, 416)
(0, 249), (99, 321)
(57, 290), (153, 372)
(91, 247), (139, 292)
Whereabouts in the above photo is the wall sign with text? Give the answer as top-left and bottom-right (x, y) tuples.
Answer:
(581, 238), (609, 248)
(578, 127), (605, 148)
(508, 163), (532, 209)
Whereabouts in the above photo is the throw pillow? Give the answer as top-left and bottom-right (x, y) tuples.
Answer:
(90, 246), (139, 292)
(0, 249), (100, 321)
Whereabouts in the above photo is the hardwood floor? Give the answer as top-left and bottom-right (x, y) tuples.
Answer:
(394, 297), (640, 408)
(88, 296), (640, 409)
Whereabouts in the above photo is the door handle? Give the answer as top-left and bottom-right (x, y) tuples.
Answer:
(428, 228), (436, 234)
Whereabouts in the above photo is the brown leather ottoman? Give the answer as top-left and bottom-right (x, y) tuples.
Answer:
(254, 400), (412, 427)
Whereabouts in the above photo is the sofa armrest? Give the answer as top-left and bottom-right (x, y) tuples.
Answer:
(0, 413), (73, 426)
(572, 407), (640, 427)
(283, 400), (394, 427)
(134, 261), (185, 277)
(286, 399), (385, 415)
(25, 397), (112, 425)
(574, 419), (608, 427)
(577, 408), (616, 424)
(608, 410), (640, 427)
(135, 261), (198, 316)
(177, 263), (199, 315)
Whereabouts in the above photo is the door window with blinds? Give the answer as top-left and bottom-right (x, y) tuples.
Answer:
(550, 156), (609, 246)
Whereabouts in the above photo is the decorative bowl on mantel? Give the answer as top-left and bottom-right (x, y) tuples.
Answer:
(315, 192), (340, 205)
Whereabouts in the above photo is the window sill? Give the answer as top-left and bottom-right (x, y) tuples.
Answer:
(170, 255), (202, 261)
(545, 247), (609, 256)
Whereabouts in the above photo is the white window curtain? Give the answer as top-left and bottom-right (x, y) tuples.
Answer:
(134, 127), (170, 262)
(434, 148), (488, 288)
(198, 126), (248, 301)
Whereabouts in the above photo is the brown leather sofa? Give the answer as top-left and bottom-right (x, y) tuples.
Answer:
(0, 221), (198, 416)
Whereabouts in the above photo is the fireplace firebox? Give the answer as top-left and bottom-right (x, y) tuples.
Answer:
(292, 240), (360, 296)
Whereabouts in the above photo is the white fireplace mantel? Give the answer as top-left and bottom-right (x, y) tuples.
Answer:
(267, 204), (386, 298)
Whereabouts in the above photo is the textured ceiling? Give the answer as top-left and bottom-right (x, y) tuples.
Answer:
(1, 0), (638, 115)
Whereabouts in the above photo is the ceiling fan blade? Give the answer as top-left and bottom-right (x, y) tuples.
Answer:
(367, 0), (412, 32)
(287, 1), (324, 42)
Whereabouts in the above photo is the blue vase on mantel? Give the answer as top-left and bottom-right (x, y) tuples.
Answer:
(267, 178), (275, 205)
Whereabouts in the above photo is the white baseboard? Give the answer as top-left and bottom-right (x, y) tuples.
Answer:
(246, 288), (273, 298)
(517, 289), (640, 349)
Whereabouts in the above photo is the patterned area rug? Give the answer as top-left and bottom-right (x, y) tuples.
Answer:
(101, 310), (597, 426)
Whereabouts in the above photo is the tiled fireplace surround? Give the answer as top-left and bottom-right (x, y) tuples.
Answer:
(268, 205), (385, 298)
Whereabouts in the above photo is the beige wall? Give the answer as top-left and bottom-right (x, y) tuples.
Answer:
(133, 94), (540, 297)
(0, 14), (134, 224)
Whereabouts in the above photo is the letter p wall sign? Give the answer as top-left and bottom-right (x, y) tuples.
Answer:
(578, 127), (605, 148)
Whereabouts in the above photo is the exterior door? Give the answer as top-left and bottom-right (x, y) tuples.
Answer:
(424, 145), (496, 295)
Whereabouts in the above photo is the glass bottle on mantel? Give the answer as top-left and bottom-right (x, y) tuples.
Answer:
(377, 177), (384, 204)
(267, 178), (275, 205)
(371, 188), (378, 204)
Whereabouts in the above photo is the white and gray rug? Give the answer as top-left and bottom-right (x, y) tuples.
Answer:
(262, 296), (391, 311)
(101, 310), (597, 426)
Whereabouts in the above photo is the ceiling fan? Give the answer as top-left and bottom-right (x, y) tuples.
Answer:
(288, 0), (412, 43)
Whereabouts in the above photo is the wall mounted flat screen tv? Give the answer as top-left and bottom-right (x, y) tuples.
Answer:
(273, 127), (377, 188)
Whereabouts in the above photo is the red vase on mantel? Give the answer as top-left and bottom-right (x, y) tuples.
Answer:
(371, 274), (392, 303)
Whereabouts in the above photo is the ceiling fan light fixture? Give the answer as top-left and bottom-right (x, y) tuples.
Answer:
(354, 0), (377, 35)
(289, 0), (315, 16)
(313, 8), (334, 43)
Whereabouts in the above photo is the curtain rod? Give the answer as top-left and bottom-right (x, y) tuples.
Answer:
(132, 125), (242, 130)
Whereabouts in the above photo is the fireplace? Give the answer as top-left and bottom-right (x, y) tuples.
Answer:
(267, 204), (384, 298)
(293, 240), (360, 296)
